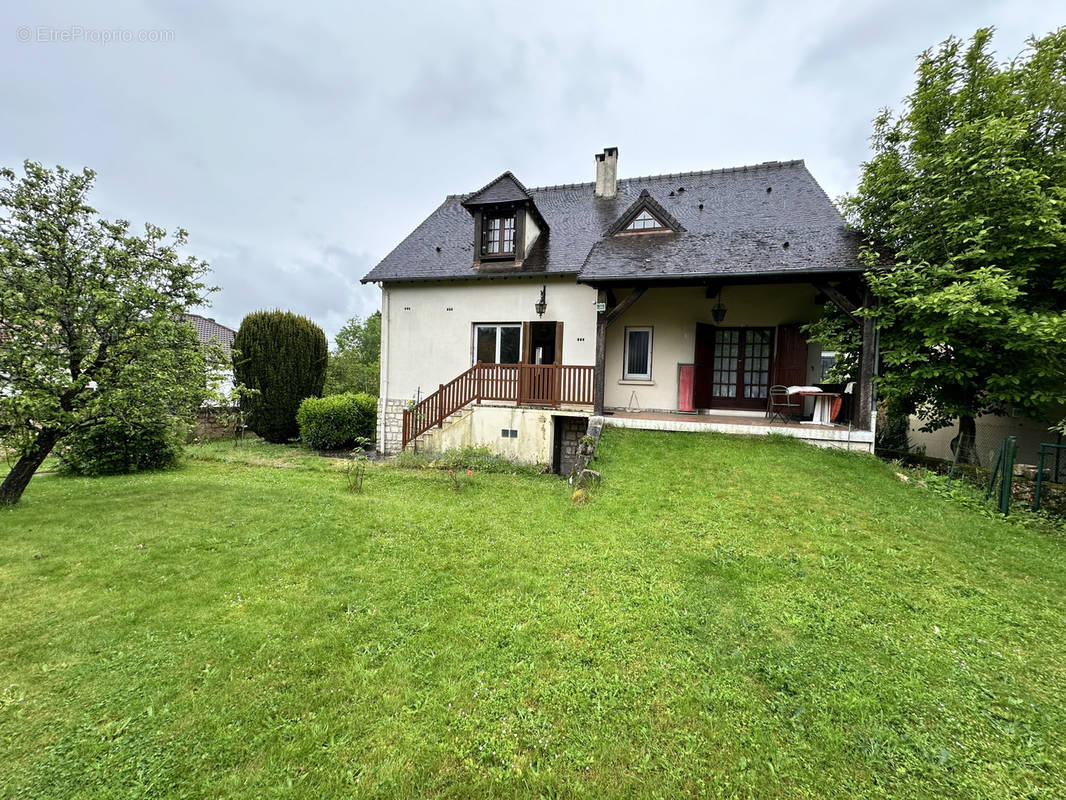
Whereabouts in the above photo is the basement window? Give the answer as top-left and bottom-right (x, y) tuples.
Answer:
(474, 324), (521, 364)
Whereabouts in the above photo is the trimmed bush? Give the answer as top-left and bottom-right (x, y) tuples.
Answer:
(297, 393), (376, 450)
(232, 310), (328, 443)
(57, 419), (185, 477)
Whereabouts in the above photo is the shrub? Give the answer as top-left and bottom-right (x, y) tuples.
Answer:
(297, 393), (376, 450)
(57, 419), (185, 477)
(232, 310), (328, 443)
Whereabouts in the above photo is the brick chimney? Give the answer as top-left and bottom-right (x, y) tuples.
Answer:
(594, 147), (618, 198)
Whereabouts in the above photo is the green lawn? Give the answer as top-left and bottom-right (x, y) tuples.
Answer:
(1, 430), (1064, 798)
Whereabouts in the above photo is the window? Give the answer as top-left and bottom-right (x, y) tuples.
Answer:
(625, 210), (664, 231)
(820, 351), (837, 380)
(623, 326), (653, 380)
(482, 215), (516, 256)
(474, 324), (521, 364)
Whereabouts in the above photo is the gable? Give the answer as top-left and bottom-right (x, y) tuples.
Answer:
(607, 189), (684, 235)
(460, 171), (532, 208)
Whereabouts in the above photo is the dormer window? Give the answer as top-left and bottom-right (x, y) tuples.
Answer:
(461, 171), (548, 269)
(483, 214), (516, 256)
(626, 210), (665, 231)
(607, 188), (686, 237)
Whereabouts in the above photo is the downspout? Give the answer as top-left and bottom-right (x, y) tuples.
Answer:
(378, 283), (390, 453)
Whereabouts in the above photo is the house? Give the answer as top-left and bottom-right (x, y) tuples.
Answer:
(362, 148), (877, 472)
(184, 313), (236, 397)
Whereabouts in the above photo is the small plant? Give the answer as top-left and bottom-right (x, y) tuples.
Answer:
(346, 456), (368, 493)
(395, 446), (543, 476)
(446, 468), (474, 492)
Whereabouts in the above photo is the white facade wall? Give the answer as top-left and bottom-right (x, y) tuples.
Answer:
(379, 277), (599, 404)
(374, 278), (849, 455)
(415, 405), (586, 466)
(603, 284), (826, 412)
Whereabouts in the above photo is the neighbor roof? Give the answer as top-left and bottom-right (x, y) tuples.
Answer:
(184, 314), (236, 353)
(361, 160), (861, 284)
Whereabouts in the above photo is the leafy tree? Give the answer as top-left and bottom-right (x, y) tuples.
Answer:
(843, 27), (1066, 461)
(0, 162), (212, 505)
(325, 311), (381, 396)
(232, 310), (328, 443)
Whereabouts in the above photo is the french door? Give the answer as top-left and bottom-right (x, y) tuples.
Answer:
(694, 325), (774, 409)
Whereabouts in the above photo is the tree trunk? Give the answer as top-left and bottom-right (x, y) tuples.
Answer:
(950, 415), (979, 466)
(0, 428), (62, 506)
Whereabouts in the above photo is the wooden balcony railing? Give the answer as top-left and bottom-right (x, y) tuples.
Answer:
(402, 362), (595, 448)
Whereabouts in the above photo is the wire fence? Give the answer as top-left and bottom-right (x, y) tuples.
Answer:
(876, 415), (1066, 517)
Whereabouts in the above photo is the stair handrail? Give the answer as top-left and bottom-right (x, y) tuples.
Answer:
(402, 362), (483, 447)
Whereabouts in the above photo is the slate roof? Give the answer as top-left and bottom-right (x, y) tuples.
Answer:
(361, 159), (861, 285)
(184, 314), (236, 353)
(460, 171), (533, 207)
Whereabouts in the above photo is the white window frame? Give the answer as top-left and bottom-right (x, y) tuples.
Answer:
(623, 326), (653, 381)
(473, 323), (522, 365)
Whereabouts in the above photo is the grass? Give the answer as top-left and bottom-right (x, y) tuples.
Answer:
(1, 429), (1065, 798)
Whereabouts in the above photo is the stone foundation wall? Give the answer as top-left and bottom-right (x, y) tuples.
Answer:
(378, 398), (408, 455)
(556, 416), (588, 476)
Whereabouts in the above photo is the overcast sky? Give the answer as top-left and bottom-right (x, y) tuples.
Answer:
(3, 0), (1061, 340)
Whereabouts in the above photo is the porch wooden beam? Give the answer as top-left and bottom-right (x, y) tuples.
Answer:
(813, 281), (860, 326)
(703, 281), (723, 299)
(594, 287), (647, 414)
(604, 286), (646, 327)
(604, 287), (617, 307)
(593, 312), (608, 414)
(855, 287), (877, 432)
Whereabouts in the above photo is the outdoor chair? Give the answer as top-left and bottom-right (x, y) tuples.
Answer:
(766, 385), (802, 424)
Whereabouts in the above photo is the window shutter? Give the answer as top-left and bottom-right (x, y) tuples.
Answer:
(554, 321), (563, 364)
(693, 322), (714, 408)
(773, 325), (808, 387)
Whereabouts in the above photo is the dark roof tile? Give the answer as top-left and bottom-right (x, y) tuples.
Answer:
(362, 159), (860, 284)
(184, 314), (236, 352)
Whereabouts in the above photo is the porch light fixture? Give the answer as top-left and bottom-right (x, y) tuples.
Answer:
(535, 285), (547, 317)
(711, 287), (727, 323)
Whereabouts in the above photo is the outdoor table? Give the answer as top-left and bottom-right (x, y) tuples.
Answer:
(789, 390), (842, 425)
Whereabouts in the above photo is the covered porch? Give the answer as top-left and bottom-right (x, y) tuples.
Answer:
(602, 409), (874, 451)
(588, 276), (876, 434)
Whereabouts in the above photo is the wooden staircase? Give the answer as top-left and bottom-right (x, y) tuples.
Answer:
(402, 362), (594, 449)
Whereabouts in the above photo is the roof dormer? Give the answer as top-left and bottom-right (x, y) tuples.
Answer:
(462, 172), (548, 270)
(608, 189), (685, 236)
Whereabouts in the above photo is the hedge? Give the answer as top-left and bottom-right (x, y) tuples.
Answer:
(297, 393), (376, 450)
(233, 310), (328, 443)
(57, 418), (185, 477)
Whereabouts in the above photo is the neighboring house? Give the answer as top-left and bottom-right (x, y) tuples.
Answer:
(362, 148), (877, 472)
(184, 313), (236, 398)
(907, 407), (1065, 467)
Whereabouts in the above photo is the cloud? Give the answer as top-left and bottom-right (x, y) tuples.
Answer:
(4, 0), (1062, 345)
(193, 239), (378, 341)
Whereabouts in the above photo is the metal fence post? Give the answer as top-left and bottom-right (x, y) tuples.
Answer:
(1033, 445), (1047, 512)
(986, 439), (1005, 501)
(999, 436), (1017, 515)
